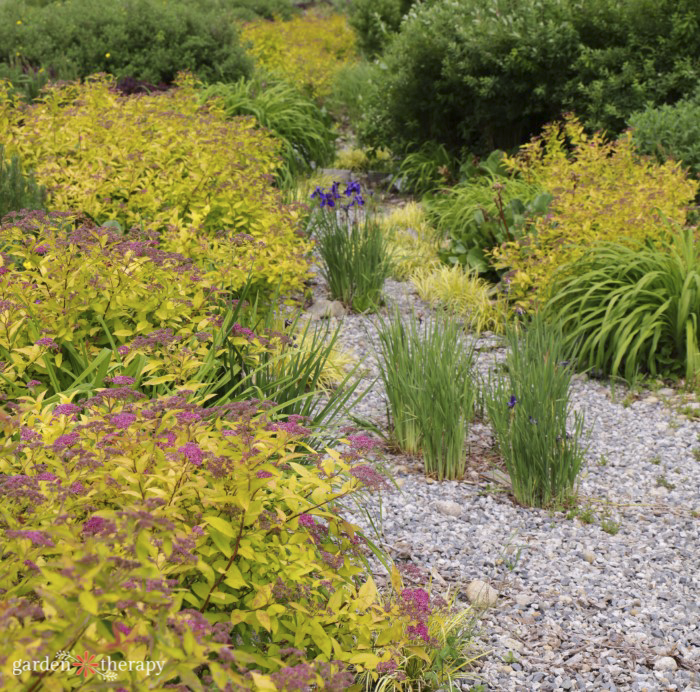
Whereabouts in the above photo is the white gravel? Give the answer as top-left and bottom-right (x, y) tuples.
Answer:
(306, 270), (700, 692)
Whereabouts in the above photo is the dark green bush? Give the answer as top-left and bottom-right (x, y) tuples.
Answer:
(360, 0), (700, 156)
(629, 91), (700, 184)
(0, 145), (46, 220)
(0, 0), (253, 85)
(360, 0), (580, 156)
(348, 0), (419, 56)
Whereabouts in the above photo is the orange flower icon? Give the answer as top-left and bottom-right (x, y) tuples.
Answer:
(73, 651), (99, 678)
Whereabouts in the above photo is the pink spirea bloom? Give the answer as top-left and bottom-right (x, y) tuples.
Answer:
(53, 403), (82, 416)
(298, 514), (316, 528)
(178, 441), (203, 466)
(110, 413), (137, 429)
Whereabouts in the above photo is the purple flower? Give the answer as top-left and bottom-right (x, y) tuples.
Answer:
(508, 395), (517, 409)
(6, 529), (54, 547)
(105, 375), (135, 386)
(256, 470), (273, 479)
(178, 441), (203, 466)
(176, 411), (201, 424)
(117, 345), (130, 356)
(34, 244), (50, 255)
(35, 337), (59, 351)
(406, 622), (430, 642)
(27, 380), (42, 387)
(298, 514), (316, 528)
(53, 403), (82, 417)
(110, 412), (137, 429)
(82, 516), (115, 536)
(53, 431), (80, 449)
(350, 464), (388, 491)
(69, 481), (86, 495)
(347, 434), (381, 451)
(36, 472), (58, 481)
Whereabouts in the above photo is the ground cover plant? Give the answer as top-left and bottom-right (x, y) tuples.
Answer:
(241, 12), (357, 102)
(0, 0), (252, 85)
(312, 181), (391, 313)
(544, 226), (700, 383)
(483, 315), (585, 508)
(490, 115), (698, 307)
(376, 311), (477, 480)
(0, 75), (312, 296)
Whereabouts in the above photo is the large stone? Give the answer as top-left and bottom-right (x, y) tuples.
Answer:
(307, 299), (346, 320)
(654, 656), (678, 672)
(435, 500), (462, 518)
(466, 580), (499, 608)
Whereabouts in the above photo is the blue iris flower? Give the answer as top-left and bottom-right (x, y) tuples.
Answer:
(345, 181), (361, 196)
(508, 395), (517, 409)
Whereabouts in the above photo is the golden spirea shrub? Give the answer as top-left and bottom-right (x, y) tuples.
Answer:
(490, 115), (699, 307)
(0, 390), (443, 689)
(0, 74), (312, 295)
(241, 13), (357, 101)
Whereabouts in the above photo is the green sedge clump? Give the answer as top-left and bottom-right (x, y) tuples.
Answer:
(0, 75), (312, 296)
(0, 389), (451, 688)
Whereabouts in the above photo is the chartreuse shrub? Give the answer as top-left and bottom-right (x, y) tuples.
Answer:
(544, 227), (700, 383)
(483, 315), (585, 508)
(0, 388), (458, 689)
(490, 116), (698, 307)
(0, 75), (312, 295)
(0, 145), (46, 219)
(0, 0), (252, 85)
(629, 91), (700, 186)
(200, 78), (336, 184)
(411, 266), (506, 335)
(376, 311), (477, 480)
(241, 13), (357, 102)
(312, 181), (391, 313)
(0, 212), (355, 421)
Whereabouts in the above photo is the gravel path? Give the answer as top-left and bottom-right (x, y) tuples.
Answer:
(305, 270), (700, 692)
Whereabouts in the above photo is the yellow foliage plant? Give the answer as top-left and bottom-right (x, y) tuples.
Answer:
(490, 114), (699, 307)
(379, 202), (441, 280)
(411, 264), (507, 334)
(0, 74), (312, 297)
(241, 13), (357, 102)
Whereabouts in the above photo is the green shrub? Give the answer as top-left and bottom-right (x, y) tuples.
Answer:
(629, 91), (700, 184)
(348, 0), (418, 57)
(360, 0), (700, 157)
(312, 181), (391, 313)
(360, 0), (580, 156)
(0, 0), (252, 85)
(425, 151), (550, 279)
(0, 62), (49, 103)
(201, 78), (336, 185)
(376, 311), (477, 480)
(0, 145), (46, 220)
(0, 388), (441, 689)
(544, 227), (700, 383)
(484, 315), (585, 508)
(326, 61), (375, 123)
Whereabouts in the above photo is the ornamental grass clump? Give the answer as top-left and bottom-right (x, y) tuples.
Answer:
(376, 311), (477, 480)
(0, 388), (444, 688)
(0, 145), (46, 219)
(544, 226), (700, 383)
(484, 315), (585, 508)
(312, 181), (391, 313)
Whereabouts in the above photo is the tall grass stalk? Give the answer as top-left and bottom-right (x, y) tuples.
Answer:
(484, 316), (585, 507)
(376, 311), (476, 480)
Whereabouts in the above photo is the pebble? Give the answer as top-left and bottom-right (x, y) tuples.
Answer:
(466, 580), (499, 608)
(654, 656), (678, 672)
(434, 500), (462, 517)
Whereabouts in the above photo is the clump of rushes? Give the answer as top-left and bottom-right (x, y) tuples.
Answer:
(484, 315), (585, 507)
(0, 145), (46, 219)
(312, 180), (391, 313)
(376, 310), (477, 480)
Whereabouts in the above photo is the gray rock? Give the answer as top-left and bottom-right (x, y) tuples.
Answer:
(434, 500), (462, 518)
(307, 298), (346, 320)
(466, 580), (499, 608)
(653, 656), (678, 672)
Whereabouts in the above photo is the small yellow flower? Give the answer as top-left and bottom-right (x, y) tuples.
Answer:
(16, 20), (22, 25)
(105, 53), (111, 59)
